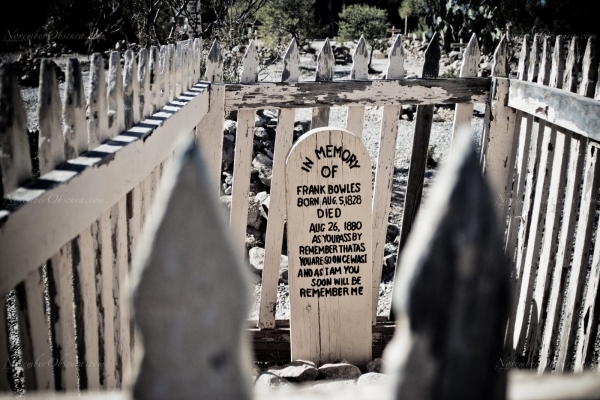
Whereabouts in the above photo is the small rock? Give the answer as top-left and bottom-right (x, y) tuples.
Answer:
(249, 247), (266, 275)
(317, 363), (361, 381)
(366, 358), (384, 373)
(221, 137), (235, 170)
(255, 373), (292, 391)
(261, 109), (278, 120)
(386, 223), (400, 242)
(220, 195), (232, 217)
(224, 186), (232, 195)
(255, 114), (267, 128)
(255, 191), (270, 219)
(357, 372), (389, 386)
(224, 119), (237, 135)
(303, 380), (356, 391)
(449, 50), (462, 61)
(246, 228), (263, 250)
(252, 153), (274, 187)
(247, 195), (264, 230)
(254, 127), (268, 139)
(269, 361), (318, 383)
(279, 255), (289, 284)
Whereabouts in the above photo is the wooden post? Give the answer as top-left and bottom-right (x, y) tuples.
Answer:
(397, 33), (440, 253)
(481, 35), (517, 206)
(371, 35), (404, 324)
(132, 138), (252, 400)
(286, 127), (373, 368)
(384, 127), (509, 400)
(258, 38), (300, 329)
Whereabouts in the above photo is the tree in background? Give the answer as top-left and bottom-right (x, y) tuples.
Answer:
(396, 0), (502, 53)
(398, 0), (422, 35)
(256, 0), (322, 47)
(337, 4), (390, 69)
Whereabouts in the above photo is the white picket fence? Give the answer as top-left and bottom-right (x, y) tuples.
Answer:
(0, 31), (599, 397)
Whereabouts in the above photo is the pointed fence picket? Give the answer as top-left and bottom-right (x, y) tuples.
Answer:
(370, 35), (404, 324)
(311, 38), (335, 129)
(451, 33), (480, 144)
(229, 41), (260, 256)
(345, 35), (369, 138)
(258, 39), (300, 329)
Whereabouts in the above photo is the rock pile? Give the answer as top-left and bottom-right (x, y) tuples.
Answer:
(254, 358), (388, 391)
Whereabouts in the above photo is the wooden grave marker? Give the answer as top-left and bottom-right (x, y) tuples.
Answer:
(285, 127), (372, 368)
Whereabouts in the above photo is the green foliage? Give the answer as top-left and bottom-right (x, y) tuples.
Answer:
(398, 0), (423, 19)
(338, 5), (390, 67)
(256, 0), (321, 47)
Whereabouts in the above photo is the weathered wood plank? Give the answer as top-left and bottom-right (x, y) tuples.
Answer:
(88, 54), (108, 148)
(286, 128), (373, 368)
(175, 41), (183, 98)
(197, 40), (224, 192)
(537, 134), (585, 372)
(63, 58), (87, 159)
(527, 35), (541, 83)
(492, 34), (509, 78)
(527, 128), (569, 366)
(0, 84), (209, 299)
(311, 38), (335, 129)
(100, 210), (117, 388)
(370, 35), (404, 324)
(397, 33), (440, 253)
(113, 197), (130, 387)
(513, 122), (555, 356)
(250, 317), (395, 363)
(573, 147), (600, 370)
(451, 33), (479, 144)
(149, 46), (160, 113)
(132, 138), (253, 400)
(0, 63), (32, 198)
(549, 36), (566, 90)
(48, 245), (78, 391)
(17, 268), (55, 390)
(138, 49), (151, 120)
(158, 45), (169, 109)
(517, 35), (532, 81)
(507, 80), (600, 140)
(230, 41), (260, 256)
(555, 142), (600, 372)
(482, 77), (518, 209)
(345, 35), (369, 137)
(480, 35), (510, 170)
(579, 36), (598, 98)
(385, 127), (509, 400)
(127, 185), (142, 366)
(193, 38), (202, 83)
(537, 36), (552, 86)
(258, 38), (299, 329)
(167, 44), (176, 102)
(224, 77), (490, 110)
(563, 37), (581, 93)
(38, 59), (65, 175)
(108, 52), (125, 139)
(123, 50), (140, 129)
(0, 297), (10, 392)
(72, 225), (101, 389)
